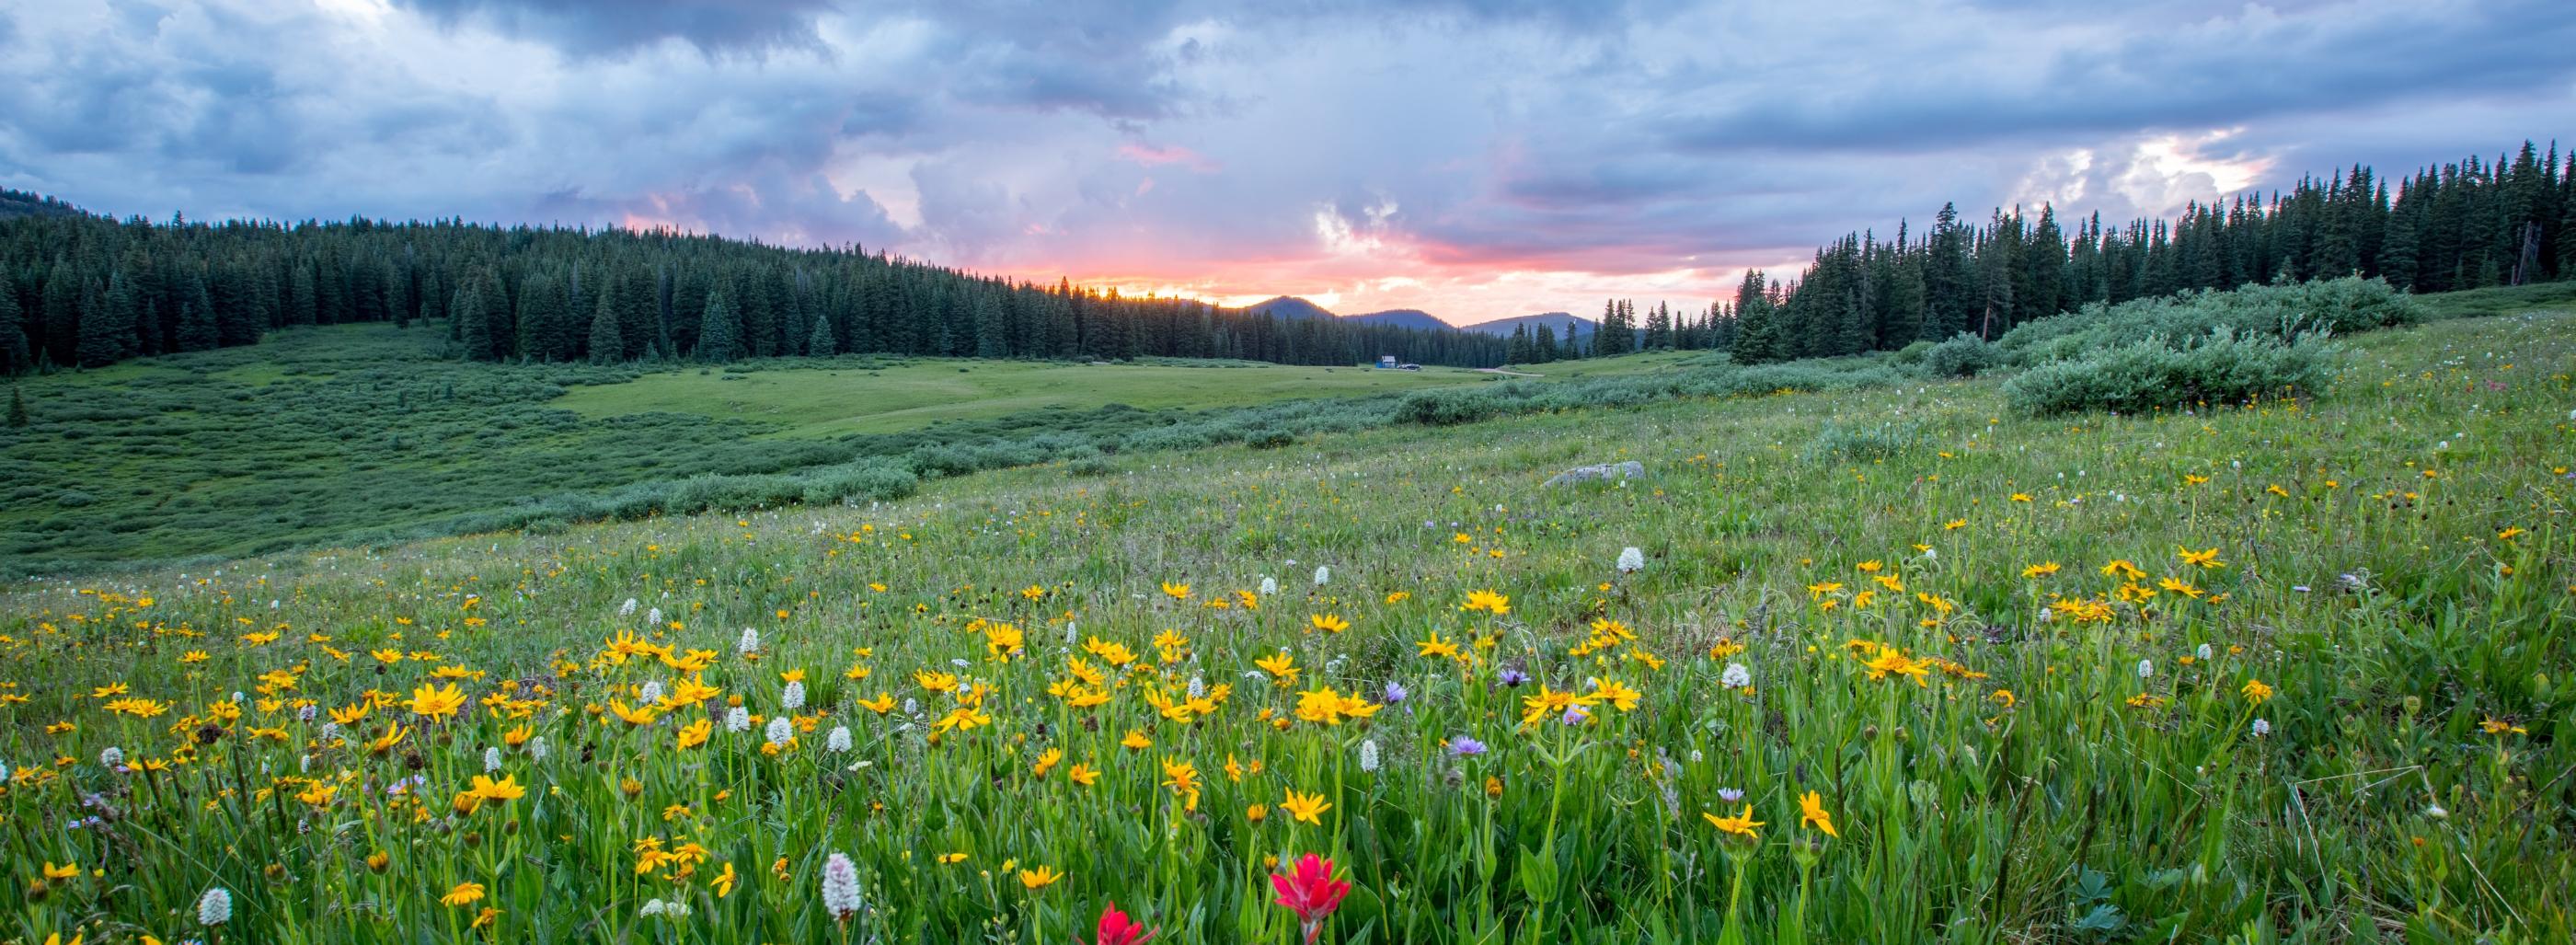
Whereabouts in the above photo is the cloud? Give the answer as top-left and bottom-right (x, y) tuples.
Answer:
(392, 0), (837, 57)
(1, 0), (2569, 326)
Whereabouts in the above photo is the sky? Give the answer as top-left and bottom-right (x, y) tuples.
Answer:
(2, 1), (2571, 327)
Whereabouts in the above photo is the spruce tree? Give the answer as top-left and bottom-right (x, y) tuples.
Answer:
(587, 289), (623, 364)
(697, 289), (741, 362)
(6, 385), (24, 427)
(0, 282), (29, 375)
(80, 273), (136, 368)
(808, 310), (834, 357)
(176, 299), (220, 352)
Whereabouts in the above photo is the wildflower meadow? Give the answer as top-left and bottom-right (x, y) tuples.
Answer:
(2, 310), (2569, 944)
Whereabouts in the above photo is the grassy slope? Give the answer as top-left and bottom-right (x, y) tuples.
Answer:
(3, 324), (1664, 570)
(0, 310), (2566, 941)
(553, 358), (1488, 438)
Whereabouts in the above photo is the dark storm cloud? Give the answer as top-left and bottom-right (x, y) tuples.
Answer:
(1655, 0), (2576, 155)
(393, 0), (837, 56)
(1, 0), (2570, 320)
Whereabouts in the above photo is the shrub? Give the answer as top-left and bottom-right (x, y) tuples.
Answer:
(2001, 329), (2336, 416)
(1243, 427), (1295, 449)
(1999, 276), (2418, 366)
(1066, 455), (1118, 477)
(1916, 333), (2000, 378)
(1395, 388), (1502, 425)
(799, 463), (919, 505)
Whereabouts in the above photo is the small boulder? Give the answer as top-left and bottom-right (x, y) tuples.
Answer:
(1544, 461), (1644, 487)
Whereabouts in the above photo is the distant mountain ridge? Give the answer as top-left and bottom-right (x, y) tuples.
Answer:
(1342, 308), (1451, 331)
(1243, 296), (1335, 320)
(0, 189), (84, 222)
(1461, 311), (1596, 339)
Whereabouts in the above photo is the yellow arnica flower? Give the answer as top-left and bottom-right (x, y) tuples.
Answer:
(1159, 582), (1191, 601)
(1308, 614), (1351, 634)
(1018, 865), (1062, 890)
(407, 683), (466, 720)
(1460, 590), (1511, 615)
(1281, 789), (1332, 825)
(442, 882), (487, 907)
(1704, 804), (1765, 838)
(2240, 679), (2274, 705)
(1798, 790), (1839, 838)
(469, 774), (525, 803)
(675, 719), (711, 750)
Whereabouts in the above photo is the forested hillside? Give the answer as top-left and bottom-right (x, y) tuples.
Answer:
(0, 206), (1505, 375)
(1497, 140), (2574, 365)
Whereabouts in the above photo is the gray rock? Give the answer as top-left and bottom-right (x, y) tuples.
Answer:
(1544, 461), (1645, 487)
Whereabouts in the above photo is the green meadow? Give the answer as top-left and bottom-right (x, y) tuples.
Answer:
(0, 302), (2568, 943)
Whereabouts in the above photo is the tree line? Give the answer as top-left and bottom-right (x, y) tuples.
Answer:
(0, 209), (1507, 375)
(1534, 139), (2573, 365)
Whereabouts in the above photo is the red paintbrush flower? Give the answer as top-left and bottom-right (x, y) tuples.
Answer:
(1077, 901), (1156, 945)
(1269, 853), (1351, 944)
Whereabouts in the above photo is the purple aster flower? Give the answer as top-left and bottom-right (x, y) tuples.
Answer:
(1449, 735), (1488, 757)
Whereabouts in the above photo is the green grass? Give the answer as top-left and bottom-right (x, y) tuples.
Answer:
(553, 358), (1492, 438)
(1501, 349), (1715, 378)
(2412, 280), (2576, 320)
(0, 309), (2568, 944)
(0, 323), (1688, 572)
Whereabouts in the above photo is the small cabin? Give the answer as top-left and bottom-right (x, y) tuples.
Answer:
(1376, 355), (1397, 369)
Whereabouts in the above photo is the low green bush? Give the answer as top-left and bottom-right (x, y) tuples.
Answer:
(1917, 333), (2000, 378)
(2001, 328), (2336, 416)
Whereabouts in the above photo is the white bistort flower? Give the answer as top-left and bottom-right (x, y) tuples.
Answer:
(1313, 565), (1330, 586)
(483, 746), (502, 772)
(1721, 663), (1753, 689)
(736, 628), (761, 654)
(782, 680), (807, 711)
(826, 725), (853, 753)
(821, 852), (865, 920)
(198, 887), (233, 927)
(99, 746), (124, 767)
(725, 707), (752, 732)
(1357, 739), (1381, 773)
(1617, 547), (1644, 573)
(528, 736), (549, 762)
(766, 716), (795, 748)
(1259, 577), (1278, 596)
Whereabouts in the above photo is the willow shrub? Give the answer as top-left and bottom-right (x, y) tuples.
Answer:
(2001, 328), (2337, 416)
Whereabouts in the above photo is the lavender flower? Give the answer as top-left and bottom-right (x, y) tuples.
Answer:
(1448, 736), (1488, 757)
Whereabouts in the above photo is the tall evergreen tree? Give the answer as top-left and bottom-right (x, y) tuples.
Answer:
(587, 288), (623, 364)
(0, 282), (29, 375)
(696, 289), (741, 362)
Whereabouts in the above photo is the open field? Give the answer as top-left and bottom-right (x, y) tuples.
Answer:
(2, 309), (2568, 943)
(2, 325), (1616, 572)
(551, 357), (1489, 438)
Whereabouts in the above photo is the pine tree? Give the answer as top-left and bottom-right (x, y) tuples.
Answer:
(80, 273), (137, 368)
(697, 289), (741, 362)
(176, 299), (220, 352)
(1730, 271), (1783, 364)
(587, 288), (623, 364)
(6, 385), (25, 427)
(452, 282), (489, 360)
(288, 264), (318, 327)
(0, 282), (29, 375)
(807, 309), (834, 357)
